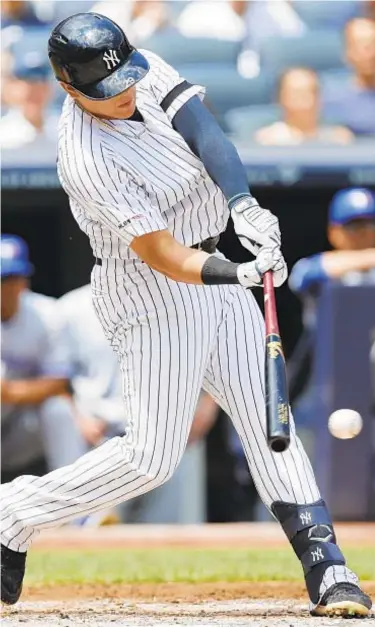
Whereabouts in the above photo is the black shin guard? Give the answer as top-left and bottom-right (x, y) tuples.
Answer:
(272, 500), (345, 604)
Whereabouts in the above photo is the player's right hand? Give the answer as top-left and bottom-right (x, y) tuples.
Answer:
(237, 246), (288, 288)
(230, 195), (281, 256)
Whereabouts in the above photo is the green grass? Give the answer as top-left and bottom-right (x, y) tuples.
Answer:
(26, 547), (375, 586)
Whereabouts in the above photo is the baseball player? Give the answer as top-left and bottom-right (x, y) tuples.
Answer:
(1, 235), (85, 478)
(1, 13), (372, 617)
(290, 188), (375, 297)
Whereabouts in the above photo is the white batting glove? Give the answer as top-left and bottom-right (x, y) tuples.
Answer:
(230, 195), (281, 256)
(237, 246), (288, 288)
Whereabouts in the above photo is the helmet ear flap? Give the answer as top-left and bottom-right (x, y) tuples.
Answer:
(48, 54), (72, 84)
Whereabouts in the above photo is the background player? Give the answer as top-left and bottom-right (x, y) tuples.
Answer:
(290, 187), (375, 296)
(1, 13), (372, 618)
(1, 234), (85, 480)
(288, 187), (375, 428)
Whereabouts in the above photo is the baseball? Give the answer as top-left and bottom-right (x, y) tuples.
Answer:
(328, 409), (363, 439)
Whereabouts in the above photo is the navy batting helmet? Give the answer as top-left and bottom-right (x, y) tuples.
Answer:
(48, 13), (149, 100)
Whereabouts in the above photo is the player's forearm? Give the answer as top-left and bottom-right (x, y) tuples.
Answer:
(173, 96), (250, 201)
(132, 230), (284, 287)
(321, 249), (375, 278)
(2, 378), (70, 405)
(132, 231), (209, 283)
(131, 231), (242, 284)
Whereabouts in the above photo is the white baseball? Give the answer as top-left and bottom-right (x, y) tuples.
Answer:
(328, 409), (363, 439)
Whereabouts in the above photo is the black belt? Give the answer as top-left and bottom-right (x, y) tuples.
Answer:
(191, 235), (220, 254)
(95, 236), (220, 266)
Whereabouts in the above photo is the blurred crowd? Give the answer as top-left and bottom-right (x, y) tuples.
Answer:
(1, 0), (375, 150)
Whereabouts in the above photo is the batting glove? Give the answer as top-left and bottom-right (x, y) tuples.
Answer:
(237, 246), (288, 288)
(230, 194), (281, 256)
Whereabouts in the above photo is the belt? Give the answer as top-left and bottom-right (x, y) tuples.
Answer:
(95, 236), (220, 266)
(191, 235), (220, 254)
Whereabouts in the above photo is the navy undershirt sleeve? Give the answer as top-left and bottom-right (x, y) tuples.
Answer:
(172, 95), (251, 202)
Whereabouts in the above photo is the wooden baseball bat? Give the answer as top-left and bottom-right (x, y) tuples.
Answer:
(263, 271), (291, 452)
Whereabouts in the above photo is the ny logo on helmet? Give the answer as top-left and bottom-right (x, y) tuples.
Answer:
(103, 50), (120, 70)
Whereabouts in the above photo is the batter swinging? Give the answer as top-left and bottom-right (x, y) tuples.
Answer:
(1, 13), (372, 617)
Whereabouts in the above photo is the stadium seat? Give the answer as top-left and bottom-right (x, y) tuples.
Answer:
(260, 31), (344, 74)
(294, 0), (362, 30)
(178, 65), (275, 119)
(225, 104), (281, 138)
(319, 67), (352, 91)
(142, 33), (241, 66)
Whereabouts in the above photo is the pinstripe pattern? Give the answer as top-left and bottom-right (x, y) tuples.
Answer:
(1, 50), (323, 552)
(57, 49), (228, 260)
(1, 264), (320, 550)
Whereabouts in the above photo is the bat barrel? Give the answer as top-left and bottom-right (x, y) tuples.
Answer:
(263, 271), (291, 453)
(265, 331), (291, 452)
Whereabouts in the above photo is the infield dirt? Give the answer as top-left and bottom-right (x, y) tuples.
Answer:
(2, 523), (374, 627)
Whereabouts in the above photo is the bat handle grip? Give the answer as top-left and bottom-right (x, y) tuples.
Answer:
(263, 271), (279, 335)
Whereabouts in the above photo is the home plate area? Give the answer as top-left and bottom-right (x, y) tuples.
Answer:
(2, 598), (374, 627)
(1, 524), (374, 626)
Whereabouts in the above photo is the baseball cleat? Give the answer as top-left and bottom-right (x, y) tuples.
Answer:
(310, 582), (372, 617)
(1, 544), (27, 605)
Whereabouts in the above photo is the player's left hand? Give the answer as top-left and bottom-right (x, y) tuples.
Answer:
(238, 246), (288, 288)
(230, 195), (281, 256)
(258, 246), (288, 287)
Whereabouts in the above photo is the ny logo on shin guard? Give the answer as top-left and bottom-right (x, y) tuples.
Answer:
(311, 547), (324, 562)
(300, 511), (312, 525)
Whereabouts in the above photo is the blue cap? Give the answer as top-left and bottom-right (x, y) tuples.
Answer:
(13, 49), (51, 81)
(1, 235), (34, 278)
(329, 188), (375, 226)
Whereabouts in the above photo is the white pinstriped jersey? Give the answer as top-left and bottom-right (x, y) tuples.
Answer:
(1, 45), (336, 580)
(57, 50), (229, 262)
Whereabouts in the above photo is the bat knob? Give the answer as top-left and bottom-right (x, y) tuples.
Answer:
(269, 437), (290, 453)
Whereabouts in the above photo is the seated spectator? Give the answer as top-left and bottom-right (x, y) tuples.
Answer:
(1, 0), (45, 28)
(255, 67), (353, 145)
(322, 18), (375, 136)
(1, 235), (85, 483)
(290, 188), (375, 297)
(0, 49), (57, 149)
(177, 0), (246, 41)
